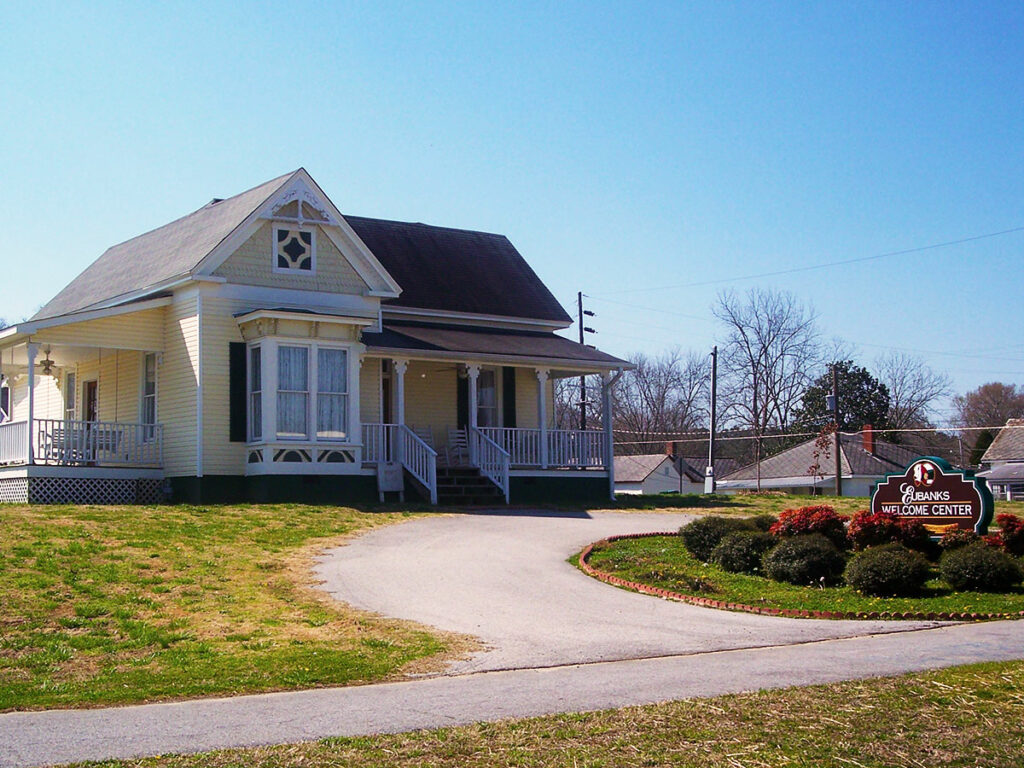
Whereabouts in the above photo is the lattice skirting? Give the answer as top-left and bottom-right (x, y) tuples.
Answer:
(0, 476), (164, 505)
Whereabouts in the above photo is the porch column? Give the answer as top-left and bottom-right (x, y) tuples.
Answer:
(536, 368), (549, 469)
(466, 364), (480, 464)
(26, 343), (37, 464)
(601, 370), (620, 501)
(392, 359), (408, 426)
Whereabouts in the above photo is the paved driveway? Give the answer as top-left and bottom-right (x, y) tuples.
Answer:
(314, 509), (940, 673)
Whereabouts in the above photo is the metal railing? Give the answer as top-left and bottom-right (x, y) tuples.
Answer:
(477, 427), (607, 468)
(0, 420), (29, 466)
(33, 419), (163, 467)
(469, 427), (510, 503)
(362, 423), (438, 504)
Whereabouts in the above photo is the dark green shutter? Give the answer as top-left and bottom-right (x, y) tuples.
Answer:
(502, 367), (516, 427)
(457, 375), (469, 429)
(229, 342), (247, 442)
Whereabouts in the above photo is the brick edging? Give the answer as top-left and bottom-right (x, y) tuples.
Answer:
(578, 532), (1024, 622)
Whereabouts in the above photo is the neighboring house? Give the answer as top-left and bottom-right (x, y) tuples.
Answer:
(0, 169), (628, 505)
(978, 418), (1024, 500)
(717, 429), (920, 496)
(613, 451), (708, 495)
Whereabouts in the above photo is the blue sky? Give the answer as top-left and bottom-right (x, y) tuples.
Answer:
(2, 1), (1022, 421)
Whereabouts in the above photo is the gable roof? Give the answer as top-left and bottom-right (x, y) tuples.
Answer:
(35, 172), (573, 326)
(980, 419), (1024, 463)
(614, 454), (677, 483)
(722, 434), (919, 482)
(344, 216), (571, 324)
(34, 173), (294, 320)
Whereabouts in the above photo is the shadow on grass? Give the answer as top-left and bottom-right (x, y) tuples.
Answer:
(591, 493), (745, 510)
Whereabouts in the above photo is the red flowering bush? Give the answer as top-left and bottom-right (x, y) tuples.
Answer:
(847, 510), (900, 551)
(848, 510), (937, 558)
(983, 533), (1005, 549)
(769, 505), (850, 549)
(996, 513), (1024, 557)
(939, 528), (980, 551)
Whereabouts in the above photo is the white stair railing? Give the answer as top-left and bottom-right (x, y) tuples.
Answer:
(469, 426), (510, 503)
(362, 423), (437, 504)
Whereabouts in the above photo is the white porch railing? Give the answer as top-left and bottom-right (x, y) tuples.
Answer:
(478, 427), (607, 469)
(0, 421), (29, 466)
(469, 427), (510, 503)
(362, 423), (438, 504)
(33, 419), (163, 467)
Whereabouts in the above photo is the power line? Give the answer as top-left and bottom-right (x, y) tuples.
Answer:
(594, 224), (1024, 296)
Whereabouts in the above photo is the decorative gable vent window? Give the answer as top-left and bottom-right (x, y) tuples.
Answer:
(273, 227), (315, 273)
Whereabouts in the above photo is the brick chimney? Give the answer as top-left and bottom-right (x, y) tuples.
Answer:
(665, 441), (676, 457)
(862, 424), (874, 455)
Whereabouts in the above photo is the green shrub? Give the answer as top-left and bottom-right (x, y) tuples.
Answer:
(748, 514), (778, 532)
(844, 544), (930, 597)
(679, 516), (752, 562)
(711, 531), (776, 574)
(940, 542), (1024, 592)
(762, 534), (846, 586)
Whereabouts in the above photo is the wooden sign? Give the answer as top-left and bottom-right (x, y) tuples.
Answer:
(871, 457), (993, 536)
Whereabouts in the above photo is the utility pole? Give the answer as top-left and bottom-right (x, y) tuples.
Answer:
(705, 345), (717, 494)
(577, 292), (595, 430)
(831, 363), (843, 497)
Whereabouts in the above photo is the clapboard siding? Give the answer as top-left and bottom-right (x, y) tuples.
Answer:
(34, 308), (166, 350)
(201, 297), (247, 475)
(359, 357), (381, 424)
(404, 361), (457, 449)
(160, 296), (199, 477)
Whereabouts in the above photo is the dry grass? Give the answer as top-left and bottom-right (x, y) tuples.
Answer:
(69, 660), (1024, 767)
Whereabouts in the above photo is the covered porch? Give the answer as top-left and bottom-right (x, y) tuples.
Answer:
(358, 322), (626, 504)
(0, 334), (165, 504)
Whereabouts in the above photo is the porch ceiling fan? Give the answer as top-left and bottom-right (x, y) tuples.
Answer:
(38, 347), (56, 377)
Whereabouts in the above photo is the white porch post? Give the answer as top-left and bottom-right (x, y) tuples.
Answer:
(26, 343), (37, 465)
(602, 370), (618, 501)
(536, 368), (549, 469)
(392, 359), (408, 426)
(466, 364), (480, 464)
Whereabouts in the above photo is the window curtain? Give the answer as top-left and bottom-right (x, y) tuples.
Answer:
(317, 348), (347, 439)
(277, 346), (308, 438)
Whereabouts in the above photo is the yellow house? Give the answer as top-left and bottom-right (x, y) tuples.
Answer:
(0, 170), (627, 504)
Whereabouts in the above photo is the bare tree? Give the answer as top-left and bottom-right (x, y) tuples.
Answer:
(611, 348), (708, 455)
(875, 352), (952, 430)
(713, 288), (821, 489)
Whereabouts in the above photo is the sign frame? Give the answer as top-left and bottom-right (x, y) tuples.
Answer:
(870, 456), (994, 538)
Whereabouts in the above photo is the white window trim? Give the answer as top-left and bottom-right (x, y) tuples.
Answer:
(271, 225), (317, 275)
(139, 352), (158, 426)
(64, 369), (78, 422)
(248, 345), (263, 442)
(249, 338), (359, 446)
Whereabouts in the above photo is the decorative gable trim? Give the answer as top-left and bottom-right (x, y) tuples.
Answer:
(192, 169), (402, 298)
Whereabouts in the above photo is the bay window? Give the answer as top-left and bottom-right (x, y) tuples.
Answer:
(250, 341), (352, 443)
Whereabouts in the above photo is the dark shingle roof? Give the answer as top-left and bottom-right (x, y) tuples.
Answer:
(34, 173), (294, 320)
(981, 419), (1024, 463)
(361, 322), (627, 366)
(722, 434), (919, 482)
(345, 216), (571, 324)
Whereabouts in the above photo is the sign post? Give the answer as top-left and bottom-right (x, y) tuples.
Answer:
(870, 456), (993, 538)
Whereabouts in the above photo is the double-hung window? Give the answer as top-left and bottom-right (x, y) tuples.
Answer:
(249, 347), (262, 441)
(141, 354), (157, 434)
(64, 372), (77, 422)
(316, 348), (348, 440)
(477, 369), (497, 427)
(277, 345), (309, 439)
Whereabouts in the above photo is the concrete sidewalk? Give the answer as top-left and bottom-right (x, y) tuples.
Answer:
(2, 621), (1022, 768)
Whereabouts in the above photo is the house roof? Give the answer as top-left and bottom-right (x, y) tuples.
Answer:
(980, 419), (1024, 463)
(361, 322), (627, 367)
(34, 173), (294, 320)
(345, 216), (571, 324)
(979, 462), (1024, 483)
(613, 454), (677, 483)
(34, 171), (573, 325)
(721, 433), (920, 483)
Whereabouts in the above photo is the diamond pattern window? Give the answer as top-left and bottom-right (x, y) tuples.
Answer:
(274, 227), (315, 272)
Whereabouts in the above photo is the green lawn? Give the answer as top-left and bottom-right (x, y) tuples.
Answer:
(64, 660), (1024, 767)
(584, 533), (1024, 616)
(0, 504), (463, 712)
